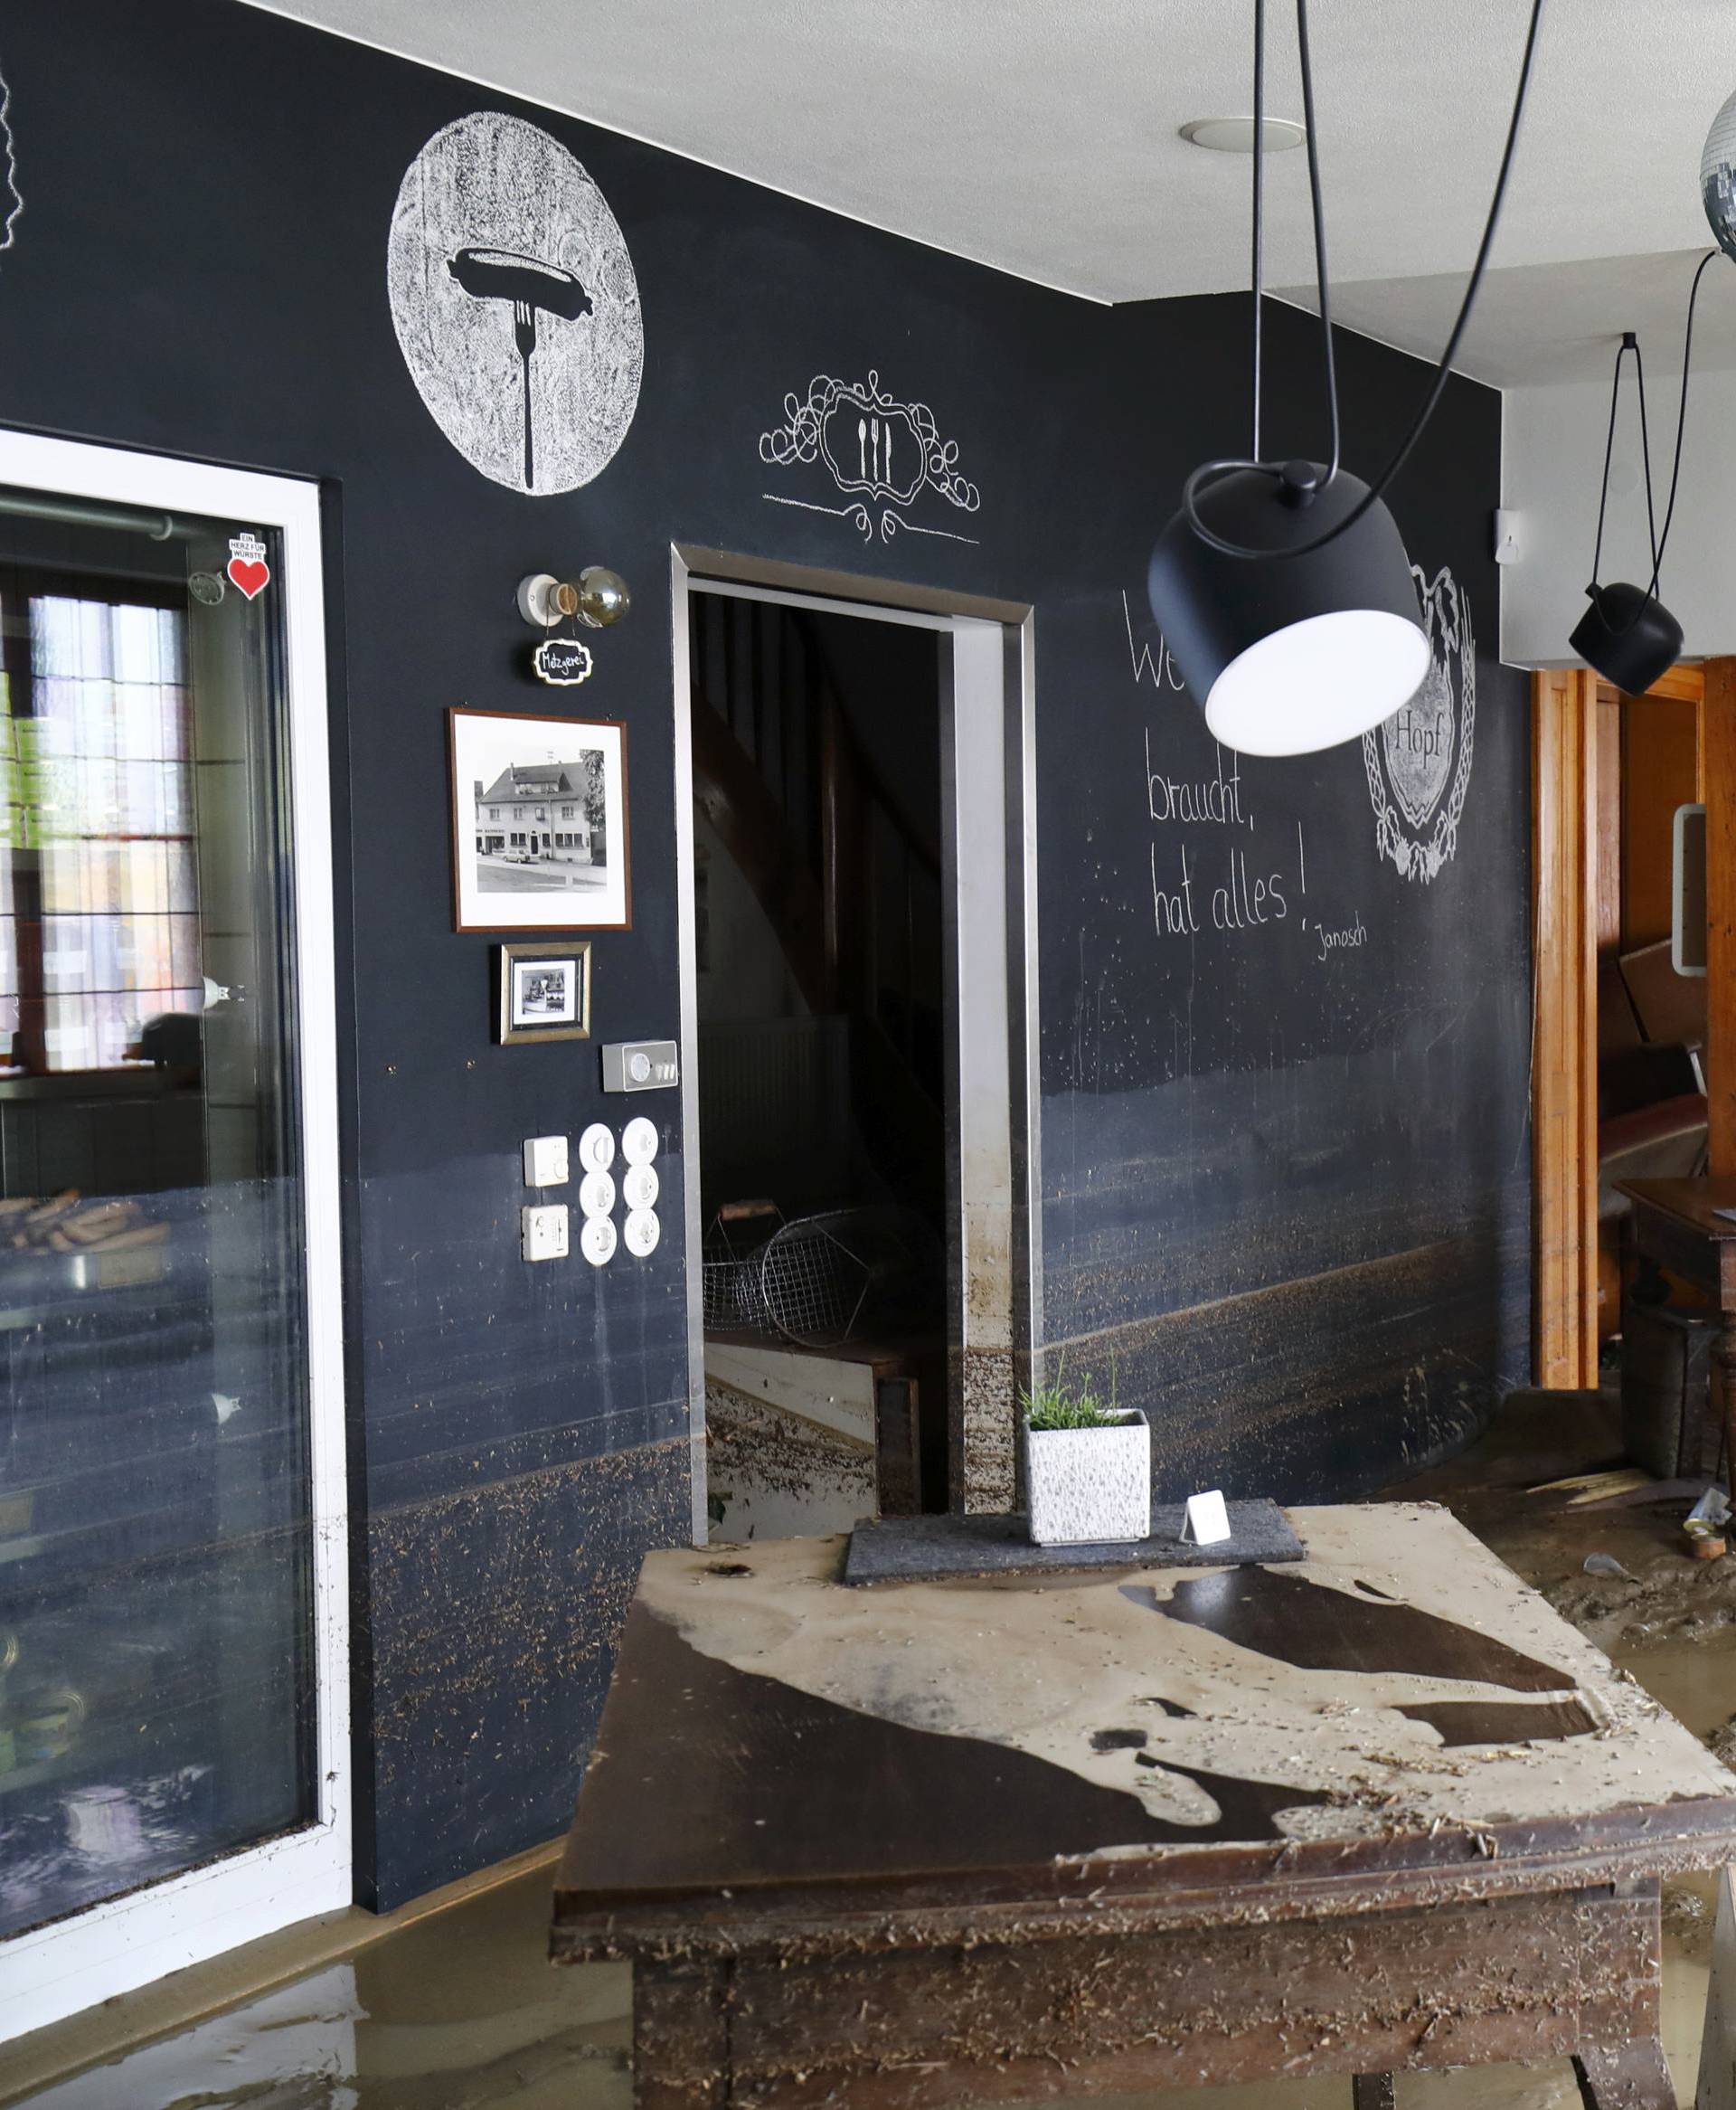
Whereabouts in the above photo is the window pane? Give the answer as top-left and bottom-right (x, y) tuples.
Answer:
(0, 509), (313, 1938)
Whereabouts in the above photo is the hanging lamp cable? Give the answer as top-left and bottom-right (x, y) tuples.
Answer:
(1250, 0), (1266, 461)
(1585, 246), (1719, 628)
(1644, 246), (1718, 598)
(1587, 333), (1656, 595)
(1182, 0), (1545, 562)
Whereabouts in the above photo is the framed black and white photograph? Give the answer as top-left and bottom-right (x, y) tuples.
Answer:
(449, 707), (630, 932)
(498, 941), (592, 1045)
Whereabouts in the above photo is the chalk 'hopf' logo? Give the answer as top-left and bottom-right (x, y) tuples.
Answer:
(1363, 566), (1476, 885)
(759, 370), (980, 545)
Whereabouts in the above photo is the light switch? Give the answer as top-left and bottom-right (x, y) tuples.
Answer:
(577, 1122), (615, 1175)
(521, 1203), (569, 1263)
(523, 1135), (569, 1187)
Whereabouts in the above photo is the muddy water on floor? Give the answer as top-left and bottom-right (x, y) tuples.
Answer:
(10, 1869), (631, 2110)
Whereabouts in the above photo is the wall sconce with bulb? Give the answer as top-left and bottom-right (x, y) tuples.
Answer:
(516, 567), (631, 632)
(516, 567), (631, 687)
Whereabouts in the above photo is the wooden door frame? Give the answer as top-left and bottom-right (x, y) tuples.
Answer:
(1531, 658), (1725, 1387)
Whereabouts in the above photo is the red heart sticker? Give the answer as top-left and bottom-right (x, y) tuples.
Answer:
(227, 556), (269, 601)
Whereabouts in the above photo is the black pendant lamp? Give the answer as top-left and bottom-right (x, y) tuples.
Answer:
(1149, 0), (1544, 757)
(1570, 254), (1716, 695)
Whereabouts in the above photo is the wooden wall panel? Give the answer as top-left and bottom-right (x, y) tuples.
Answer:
(1595, 686), (1622, 958)
(1705, 658), (1736, 1177)
(1532, 668), (1599, 1388)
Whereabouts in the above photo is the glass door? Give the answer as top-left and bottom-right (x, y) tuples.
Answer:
(0, 437), (345, 2037)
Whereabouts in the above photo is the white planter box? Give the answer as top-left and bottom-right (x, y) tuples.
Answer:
(1024, 1410), (1151, 1547)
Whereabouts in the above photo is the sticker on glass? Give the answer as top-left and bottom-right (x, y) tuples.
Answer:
(226, 532), (270, 601)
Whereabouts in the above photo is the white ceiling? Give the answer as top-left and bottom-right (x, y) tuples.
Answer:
(1279, 249), (1736, 389)
(248, 0), (1736, 385)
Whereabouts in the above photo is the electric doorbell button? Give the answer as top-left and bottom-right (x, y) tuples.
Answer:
(623, 1208), (660, 1258)
(579, 1169), (617, 1219)
(580, 1215), (618, 1267)
(622, 1162), (658, 1210)
(577, 1122), (615, 1175)
(621, 1116), (658, 1166)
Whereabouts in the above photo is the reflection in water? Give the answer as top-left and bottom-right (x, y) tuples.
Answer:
(13, 1869), (631, 2110)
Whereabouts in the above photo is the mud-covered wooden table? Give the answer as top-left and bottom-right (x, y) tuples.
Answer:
(552, 1504), (1736, 2107)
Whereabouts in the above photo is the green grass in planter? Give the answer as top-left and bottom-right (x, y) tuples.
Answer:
(1021, 1356), (1122, 1431)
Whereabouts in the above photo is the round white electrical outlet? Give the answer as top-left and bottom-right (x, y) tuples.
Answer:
(623, 1208), (660, 1258)
(622, 1162), (658, 1210)
(621, 1116), (658, 1166)
(580, 1215), (618, 1267)
(579, 1169), (616, 1219)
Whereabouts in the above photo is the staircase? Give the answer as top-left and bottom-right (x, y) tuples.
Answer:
(688, 592), (945, 1218)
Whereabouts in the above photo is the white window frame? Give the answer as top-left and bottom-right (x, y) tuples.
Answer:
(0, 431), (350, 2040)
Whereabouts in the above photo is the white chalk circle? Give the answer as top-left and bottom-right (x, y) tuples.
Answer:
(387, 110), (643, 496)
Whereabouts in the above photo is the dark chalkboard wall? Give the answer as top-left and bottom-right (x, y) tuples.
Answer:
(0, 0), (1527, 1907)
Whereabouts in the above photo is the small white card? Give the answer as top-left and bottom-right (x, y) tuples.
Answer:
(1181, 1490), (1232, 1546)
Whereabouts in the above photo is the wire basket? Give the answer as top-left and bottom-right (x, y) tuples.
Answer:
(702, 1201), (782, 1333)
(752, 1206), (941, 1350)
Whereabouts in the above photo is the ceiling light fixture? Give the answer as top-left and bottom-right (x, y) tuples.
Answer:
(1570, 252), (1716, 695)
(1148, 0), (1546, 757)
(1179, 116), (1306, 154)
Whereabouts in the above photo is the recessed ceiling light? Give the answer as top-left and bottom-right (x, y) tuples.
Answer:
(1178, 115), (1307, 153)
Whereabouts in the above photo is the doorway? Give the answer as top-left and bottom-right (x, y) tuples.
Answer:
(671, 552), (1037, 1537)
(1533, 661), (1717, 1382)
(0, 433), (347, 2037)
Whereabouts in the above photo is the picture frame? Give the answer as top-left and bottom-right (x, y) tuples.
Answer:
(449, 706), (630, 932)
(497, 941), (592, 1046)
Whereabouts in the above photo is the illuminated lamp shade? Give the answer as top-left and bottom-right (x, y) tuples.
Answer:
(1147, 460), (1429, 757)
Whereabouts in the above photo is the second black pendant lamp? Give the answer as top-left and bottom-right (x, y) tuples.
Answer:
(1569, 252), (1717, 695)
(1148, 0), (1545, 756)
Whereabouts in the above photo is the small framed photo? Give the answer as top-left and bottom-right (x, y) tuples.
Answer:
(498, 941), (592, 1046)
(450, 706), (630, 932)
